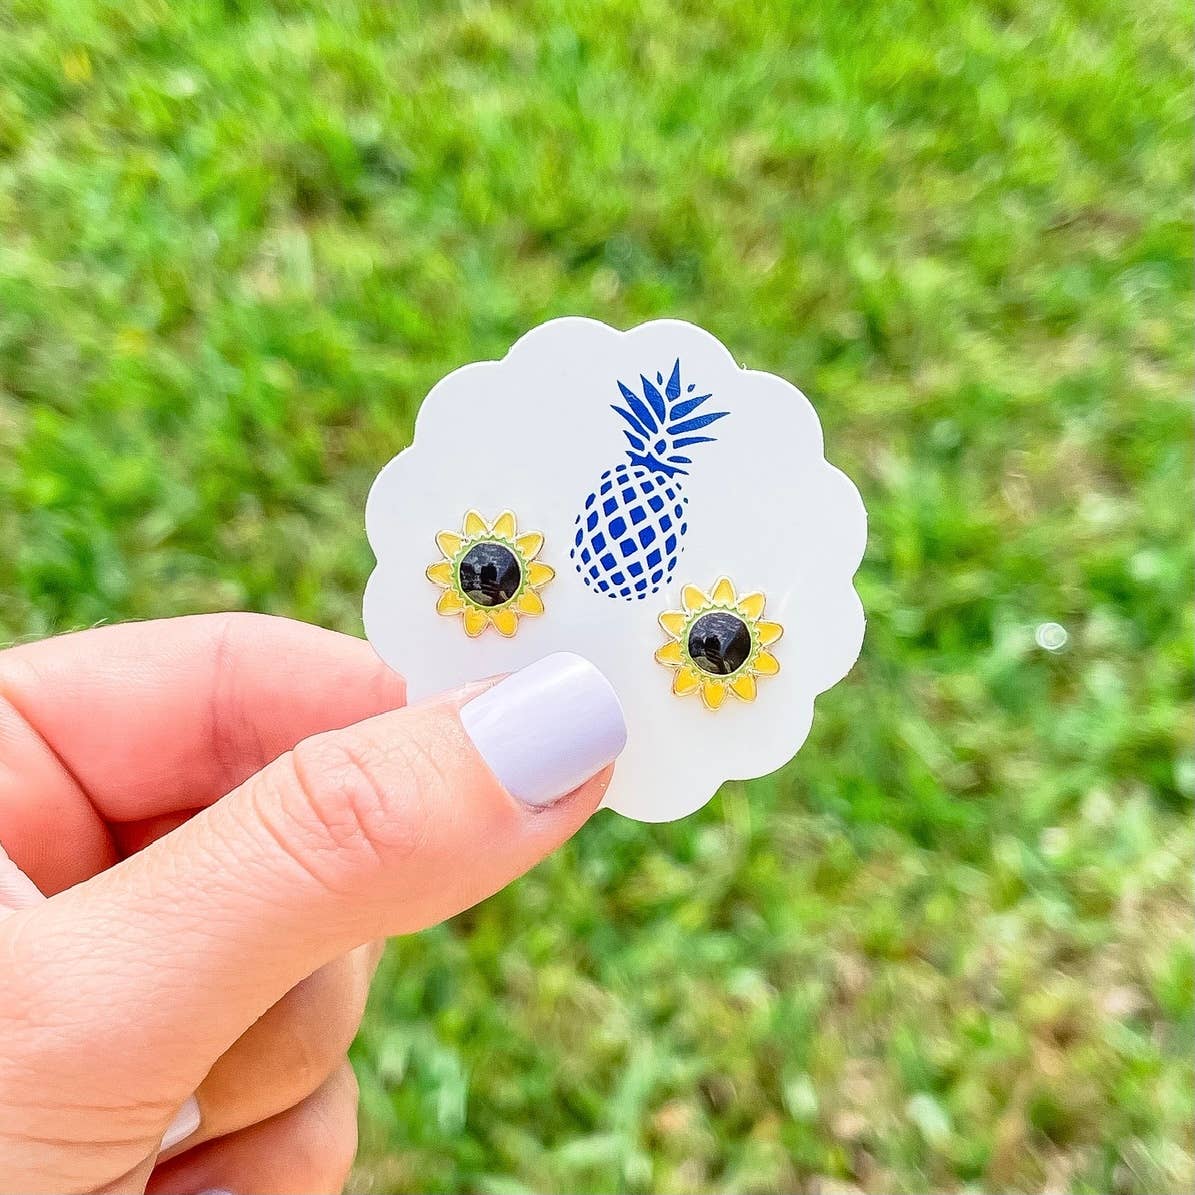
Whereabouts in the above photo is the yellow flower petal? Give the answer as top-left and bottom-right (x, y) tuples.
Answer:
(463, 510), (488, 537)
(659, 610), (687, 637)
(425, 561), (454, 587)
(729, 673), (757, 702)
(437, 589), (465, 614)
(515, 590), (544, 615)
(463, 606), (489, 637)
(753, 650), (780, 676)
(738, 591), (766, 620)
(756, 620), (784, 647)
(712, 576), (736, 605)
(436, 531), (463, 558)
(527, 561), (555, 587)
(701, 679), (727, 709)
(490, 607), (519, 637)
(681, 585), (707, 612)
(492, 511), (517, 539)
(655, 639), (684, 665)
(673, 666), (701, 695)
(516, 531), (544, 560)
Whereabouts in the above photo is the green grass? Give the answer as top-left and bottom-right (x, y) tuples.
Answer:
(2, 1), (1192, 1191)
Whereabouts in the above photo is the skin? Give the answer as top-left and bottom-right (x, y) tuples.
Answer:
(0, 613), (610, 1194)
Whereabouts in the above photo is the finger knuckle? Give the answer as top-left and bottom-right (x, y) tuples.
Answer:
(207, 611), (269, 779)
(279, 1023), (336, 1103)
(278, 728), (443, 880)
(295, 1066), (359, 1189)
(274, 965), (365, 1095)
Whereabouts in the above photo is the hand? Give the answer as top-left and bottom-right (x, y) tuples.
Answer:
(0, 614), (625, 1194)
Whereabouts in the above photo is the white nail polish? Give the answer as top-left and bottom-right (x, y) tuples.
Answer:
(460, 652), (627, 807)
(0, 840), (45, 909)
(158, 1093), (200, 1153)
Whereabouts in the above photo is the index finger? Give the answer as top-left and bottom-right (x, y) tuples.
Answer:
(0, 614), (406, 892)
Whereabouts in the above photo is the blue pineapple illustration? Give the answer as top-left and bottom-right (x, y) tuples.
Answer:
(571, 359), (728, 599)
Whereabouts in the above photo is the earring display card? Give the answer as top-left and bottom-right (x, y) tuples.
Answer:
(365, 318), (867, 822)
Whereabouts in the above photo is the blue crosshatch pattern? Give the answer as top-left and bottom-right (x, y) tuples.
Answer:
(570, 359), (726, 600)
(572, 464), (688, 598)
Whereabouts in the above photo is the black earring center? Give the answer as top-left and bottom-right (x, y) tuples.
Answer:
(688, 611), (752, 676)
(458, 541), (522, 607)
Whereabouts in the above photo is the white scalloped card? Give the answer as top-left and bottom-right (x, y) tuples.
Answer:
(364, 318), (866, 822)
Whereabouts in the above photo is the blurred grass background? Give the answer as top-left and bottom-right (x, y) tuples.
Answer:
(1, 0), (1192, 1191)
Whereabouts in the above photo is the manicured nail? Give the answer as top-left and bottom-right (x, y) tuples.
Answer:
(0, 840), (45, 909)
(460, 652), (627, 807)
(158, 1093), (200, 1153)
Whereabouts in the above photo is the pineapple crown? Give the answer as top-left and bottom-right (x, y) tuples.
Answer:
(611, 359), (728, 477)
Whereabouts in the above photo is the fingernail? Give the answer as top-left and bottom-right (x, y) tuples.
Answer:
(158, 1093), (200, 1153)
(0, 840), (45, 909)
(460, 652), (626, 807)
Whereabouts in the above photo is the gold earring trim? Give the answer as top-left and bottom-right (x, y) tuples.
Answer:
(655, 576), (782, 709)
(427, 510), (554, 637)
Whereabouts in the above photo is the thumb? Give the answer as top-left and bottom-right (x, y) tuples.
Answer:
(0, 653), (624, 1116)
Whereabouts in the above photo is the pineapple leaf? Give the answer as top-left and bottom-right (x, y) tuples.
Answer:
(617, 382), (659, 434)
(672, 434), (716, 448)
(622, 429), (647, 451)
(640, 375), (667, 422)
(667, 455), (692, 465)
(667, 392), (712, 421)
(665, 359), (682, 401)
(669, 409), (728, 434)
(612, 405), (653, 438)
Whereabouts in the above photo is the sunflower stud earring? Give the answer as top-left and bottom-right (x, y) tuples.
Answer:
(655, 576), (783, 709)
(426, 510), (554, 637)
